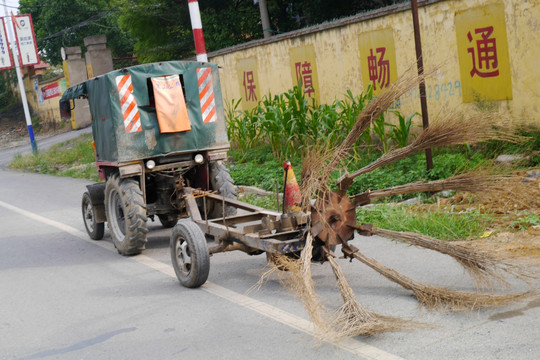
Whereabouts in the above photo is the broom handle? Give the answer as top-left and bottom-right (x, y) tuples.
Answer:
(337, 146), (413, 189)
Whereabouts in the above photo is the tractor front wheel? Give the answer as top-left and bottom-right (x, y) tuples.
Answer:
(170, 220), (210, 288)
(105, 174), (148, 255)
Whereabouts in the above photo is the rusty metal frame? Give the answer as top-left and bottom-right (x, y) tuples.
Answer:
(183, 187), (306, 256)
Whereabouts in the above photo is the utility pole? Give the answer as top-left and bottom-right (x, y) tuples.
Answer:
(2, 1), (37, 153)
(411, 0), (432, 170)
(257, 0), (272, 39)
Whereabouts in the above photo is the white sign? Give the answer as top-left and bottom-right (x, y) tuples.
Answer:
(0, 18), (12, 69)
(13, 14), (39, 67)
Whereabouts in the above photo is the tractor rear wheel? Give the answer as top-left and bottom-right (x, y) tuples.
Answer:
(209, 160), (237, 218)
(82, 192), (104, 240)
(170, 220), (210, 288)
(105, 174), (148, 255)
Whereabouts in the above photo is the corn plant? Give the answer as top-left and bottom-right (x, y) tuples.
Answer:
(226, 83), (413, 160)
(372, 114), (394, 154)
(225, 98), (261, 154)
(389, 111), (419, 148)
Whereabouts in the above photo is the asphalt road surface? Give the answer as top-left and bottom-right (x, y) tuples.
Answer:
(0, 133), (539, 359)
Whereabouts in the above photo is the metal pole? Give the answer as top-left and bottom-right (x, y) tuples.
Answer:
(258, 0), (272, 39)
(2, 3), (37, 153)
(187, 0), (208, 62)
(410, 0), (432, 170)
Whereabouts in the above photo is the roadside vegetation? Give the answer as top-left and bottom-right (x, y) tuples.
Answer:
(7, 86), (540, 240)
(8, 134), (100, 182)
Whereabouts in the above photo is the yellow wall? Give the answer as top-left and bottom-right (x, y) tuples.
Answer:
(210, 0), (540, 126)
(24, 74), (67, 129)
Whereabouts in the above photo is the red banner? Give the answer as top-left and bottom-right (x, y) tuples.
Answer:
(41, 82), (61, 100)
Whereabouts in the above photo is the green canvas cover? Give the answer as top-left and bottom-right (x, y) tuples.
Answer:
(61, 61), (229, 163)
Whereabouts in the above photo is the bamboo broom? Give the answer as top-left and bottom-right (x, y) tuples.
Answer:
(326, 254), (419, 336)
(342, 246), (532, 311)
(368, 227), (531, 290)
(337, 111), (523, 189)
(362, 173), (497, 203)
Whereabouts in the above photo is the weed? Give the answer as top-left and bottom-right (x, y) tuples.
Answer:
(240, 194), (280, 211)
(357, 204), (493, 240)
(508, 212), (540, 231)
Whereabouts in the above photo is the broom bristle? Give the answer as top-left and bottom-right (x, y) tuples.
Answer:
(269, 234), (336, 339)
(301, 66), (433, 204)
(365, 173), (499, 201)
(348, 249), (532, 311)
(370, 227), (514, 290)
(326, 255), (420, 336)
(339, 111), (524, 185)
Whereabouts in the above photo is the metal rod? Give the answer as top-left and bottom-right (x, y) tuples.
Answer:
(411, 0), (433, 171)
(275, 181), (280, 212)
(222, 196), (229, 233)
(2, 5), (37, 153)
(203, 194), (208, 229)
(282, 166), (288, 214)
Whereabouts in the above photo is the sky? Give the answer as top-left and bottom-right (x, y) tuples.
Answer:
(1, 0), (19, 15)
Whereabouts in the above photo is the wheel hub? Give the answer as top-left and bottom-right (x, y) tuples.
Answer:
(311, 190), (356, 246)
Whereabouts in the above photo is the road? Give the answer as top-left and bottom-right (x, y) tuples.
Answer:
(0, 133), (539, 359)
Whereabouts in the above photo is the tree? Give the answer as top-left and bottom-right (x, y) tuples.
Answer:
(19, 0), (135, 65)
(114, 0), (194, 63)
(115, 0), (406, 63)
(22, 0), (405, 65)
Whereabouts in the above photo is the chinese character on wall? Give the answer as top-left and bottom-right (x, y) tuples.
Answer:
(236, 57), (261, 110)
(243, 71), (257, 102)
(455, 3), (512, 102)
(294, 61), (315, 97)
(467, 26), (499, 78)
(289, 44), (320, 103)
(359, 28), (397, 96)
(367, 47), (391, 90)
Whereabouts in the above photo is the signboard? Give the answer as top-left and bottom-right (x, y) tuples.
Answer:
(0, 18), (13, 69)
(236, 57), (260, 110)
(289, 44), (320, 103)
(359, 28), (398, 96)
(455, 3), (512, 102)
(41, 82), (61, 100)
(12, 14), (39, 67)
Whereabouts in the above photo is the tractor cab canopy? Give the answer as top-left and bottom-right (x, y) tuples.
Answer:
(60, 61), (229, 163)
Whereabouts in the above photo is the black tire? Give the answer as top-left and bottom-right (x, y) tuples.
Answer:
(209, 160), (238, 218)
(158, 214), (178, 228)
(170, 220), (210, 288)
(82, 192), (104, 240)
(105, 174), (148, 255)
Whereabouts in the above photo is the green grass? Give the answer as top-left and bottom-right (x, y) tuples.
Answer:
(240, 194), (281, 211)
(8, 134), (100, 182)
(357, 204), (494, 241)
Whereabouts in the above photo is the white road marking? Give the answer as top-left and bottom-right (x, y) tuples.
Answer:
(0, 199), (404, 360)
